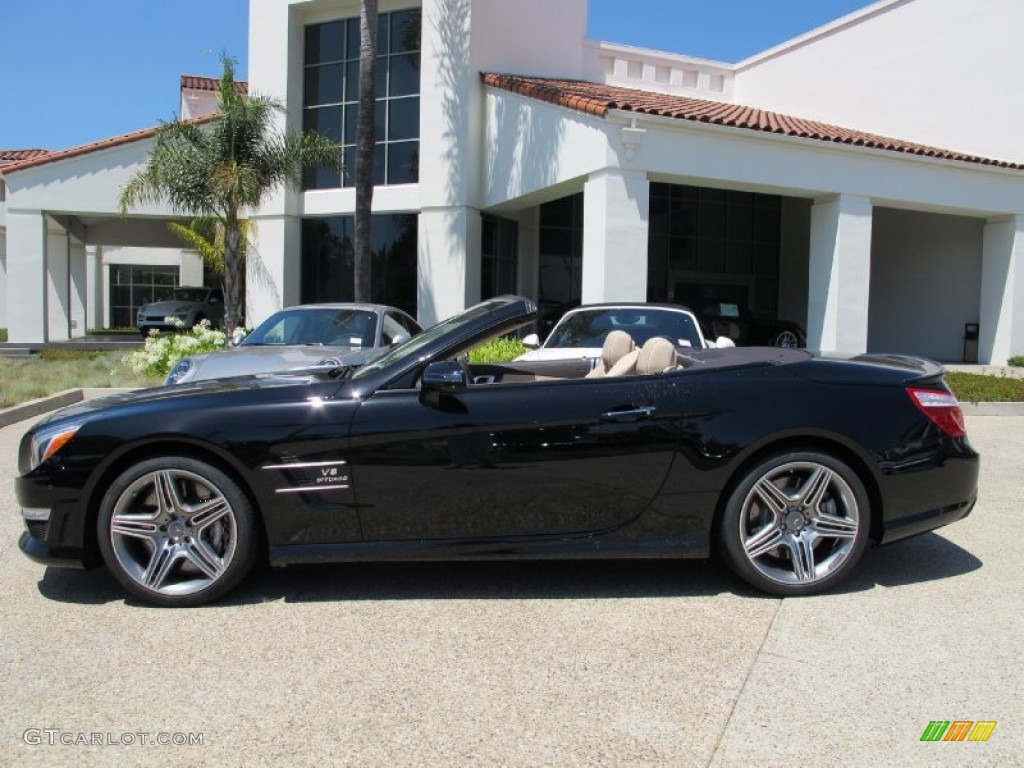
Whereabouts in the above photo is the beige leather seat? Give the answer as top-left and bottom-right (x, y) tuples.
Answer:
(636, 337), (677, 374)
(586, 330), (638, 378)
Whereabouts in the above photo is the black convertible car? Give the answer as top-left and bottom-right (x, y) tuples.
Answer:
(16, 296), (978, 606)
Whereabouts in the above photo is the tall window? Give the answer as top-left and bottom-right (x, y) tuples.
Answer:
(481, 215), (518, 300)
(301, 214), (418, 317)
(648, 183), (781, 315)
(537, 193), (584, 316)
(303, 9), (421, 189)
(111, 265), (178, 329)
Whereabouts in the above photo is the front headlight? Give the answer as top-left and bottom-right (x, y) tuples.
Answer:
(165, 357), (194, 385)
(28, 422), (83, 471)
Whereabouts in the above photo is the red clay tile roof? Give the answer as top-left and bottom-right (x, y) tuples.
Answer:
(0, 149), (51, 165)
(1, 115), (216, 175)
(482, 73), (1021, 170)
(180, 75), (248, 94)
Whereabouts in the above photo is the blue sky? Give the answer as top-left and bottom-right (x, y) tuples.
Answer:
(0, 0), (872, 151)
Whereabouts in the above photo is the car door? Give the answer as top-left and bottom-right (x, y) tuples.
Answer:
(346, 373), (681, 541)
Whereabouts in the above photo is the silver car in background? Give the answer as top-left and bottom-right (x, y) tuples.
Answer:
(165, 303), (422, 385)
(136, 286), (224, 337)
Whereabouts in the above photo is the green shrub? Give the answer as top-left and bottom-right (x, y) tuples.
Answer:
(39, 348), (108, 361)
(0, 328), (7, 343)
(1009, 354), (1024, 367)
(945, 371), (1024, 403)
(121, 319), (234, 379)
(468, 336), (528, 364)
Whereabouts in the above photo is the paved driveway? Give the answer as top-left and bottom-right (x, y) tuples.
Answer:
(0, 413), (1020, 766)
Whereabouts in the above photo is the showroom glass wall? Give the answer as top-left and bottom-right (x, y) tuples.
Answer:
(109, 265), (178, 328)
(536, 184), (783, 317)
(648, 183), (782, 315)
(301, 214), (418, 317)
(303, 9), (421, 188)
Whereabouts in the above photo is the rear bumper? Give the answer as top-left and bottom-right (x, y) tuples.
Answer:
(878, 440), (980, 544)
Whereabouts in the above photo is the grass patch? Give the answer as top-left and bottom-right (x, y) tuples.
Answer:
(945, 371), (1024, 403)
(0, 352), (161, 408)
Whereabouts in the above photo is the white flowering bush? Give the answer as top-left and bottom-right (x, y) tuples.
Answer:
(122, 318), (238, 379)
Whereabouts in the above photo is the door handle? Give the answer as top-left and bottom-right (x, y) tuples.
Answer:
(600, 405), (656, 422)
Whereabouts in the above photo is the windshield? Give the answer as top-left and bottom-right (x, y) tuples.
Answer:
(168, 288), (211, 302)
(352, 300), (506, 379)
(243, 308), (379, 347)
(545, 307), (704, 349)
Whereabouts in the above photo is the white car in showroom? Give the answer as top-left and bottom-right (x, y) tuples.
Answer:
(165, 303), (422, 385)
(516, 303), (733, 369)
(136, 286), (225, 337)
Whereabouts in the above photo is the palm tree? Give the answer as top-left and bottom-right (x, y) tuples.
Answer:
(120, 55), (344, 332)
(353, 0), (378, 303)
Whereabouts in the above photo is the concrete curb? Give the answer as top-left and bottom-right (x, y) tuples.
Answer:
(0, 388), (134, 429)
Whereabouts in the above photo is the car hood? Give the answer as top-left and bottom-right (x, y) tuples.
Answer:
(186, 345), (377, 381)
(140, 299), (203, 313)
(32, 371), (332, 428)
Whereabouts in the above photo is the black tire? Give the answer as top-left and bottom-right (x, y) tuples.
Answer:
(771, 327), (805, 348)
(718, 450), (870, 596)
(97, 456), (259, 607)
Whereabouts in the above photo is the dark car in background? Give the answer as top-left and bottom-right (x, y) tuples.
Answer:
(17, 295), (977, 607)
(700, 302), (807, 348)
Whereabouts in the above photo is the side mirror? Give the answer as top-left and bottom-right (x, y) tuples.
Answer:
(714, 336), (736, 349)
(229, 329), (246, 347)
(390, 332), (410, 346)
(522, 333), (540, 349)
(422, 361), (468, 394)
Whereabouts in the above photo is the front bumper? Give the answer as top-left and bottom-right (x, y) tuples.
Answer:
(19, 530), (87, 569)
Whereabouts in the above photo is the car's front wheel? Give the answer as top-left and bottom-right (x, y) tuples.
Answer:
(97, 457), (259, 607)
(718, 451), (870, 596)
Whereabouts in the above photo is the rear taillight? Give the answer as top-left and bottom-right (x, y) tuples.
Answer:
(907, 388), (967, 438)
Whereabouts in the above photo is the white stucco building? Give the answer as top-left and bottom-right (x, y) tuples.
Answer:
(2, 0), (1023, 364)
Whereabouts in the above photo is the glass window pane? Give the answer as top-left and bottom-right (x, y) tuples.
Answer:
(387, 141), (418, 184)
(304, 63), (343, 106)
(389, 53), (419, 96)
(343, 104), (358, 145)
(391, 9), (421, 53)
(375, 100), (386, 141)
(374, 143), (386, 185)
(374, 56), (387, 99)
(305, 22), (344, 65)
(388, 97), (418, 141)
(345, 19), (360, 61)
(376, 13), (389, 55)
(345, 60), (360, 102)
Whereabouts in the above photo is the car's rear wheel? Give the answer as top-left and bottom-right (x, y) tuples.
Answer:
(719, 451), (870, 596)
(97, 457), (258, 607)
(771, 328), (804, 348)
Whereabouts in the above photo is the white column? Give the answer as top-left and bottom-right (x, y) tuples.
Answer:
(6, 210), (47, 343)
(247, 215), (299, 326)
(69, 237), (87, 337)
(979, 215), (1024, 365)
(807, 195), (873, 352)
(46, 225), (70, 341)
(418, 206), (482, 326)
(86, 245), (103, 331)
(581, 169), (649, 303)
(0, 227), (7, 330)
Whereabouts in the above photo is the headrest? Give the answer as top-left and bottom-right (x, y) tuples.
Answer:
(637, 337), (677, 374)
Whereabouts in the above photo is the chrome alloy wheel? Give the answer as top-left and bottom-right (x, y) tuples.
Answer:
(773, 329), (802, 348)
(108, 468), (238, 597)
(738, 461), (861, 586)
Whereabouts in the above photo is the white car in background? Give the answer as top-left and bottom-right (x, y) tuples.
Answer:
(165, 303), (422, 385)
(516, 303), (734, 364)
(136, 286), (224, 337)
